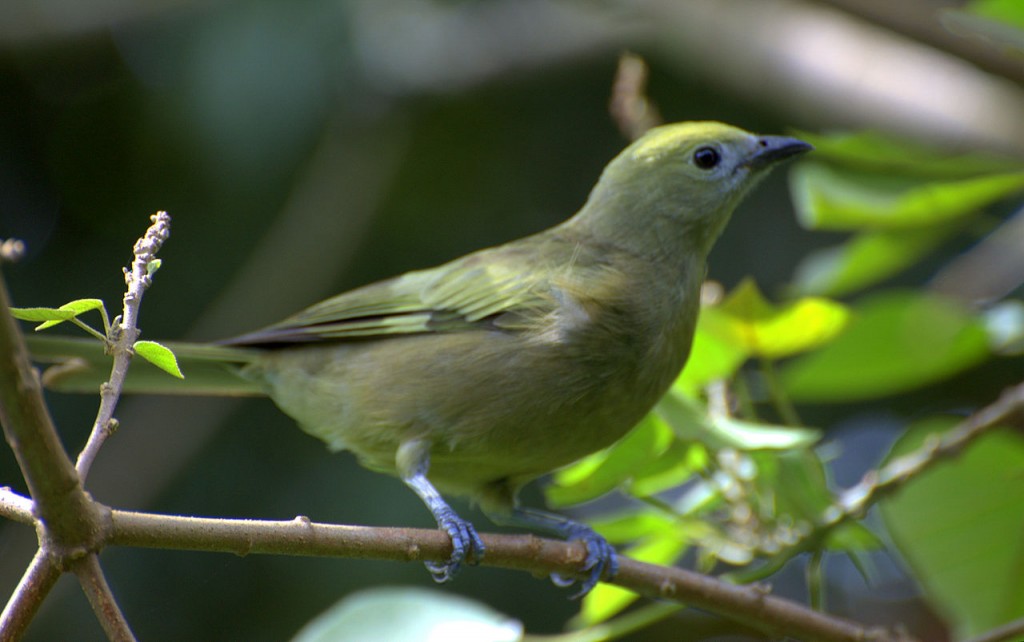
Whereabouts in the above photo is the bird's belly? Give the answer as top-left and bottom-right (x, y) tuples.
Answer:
(250, 329), (676, 494)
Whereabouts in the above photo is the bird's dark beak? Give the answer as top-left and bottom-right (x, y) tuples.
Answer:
(747, 136), (813, 170)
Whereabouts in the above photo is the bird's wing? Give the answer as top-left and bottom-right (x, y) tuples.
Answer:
(221, 241), (561, 346)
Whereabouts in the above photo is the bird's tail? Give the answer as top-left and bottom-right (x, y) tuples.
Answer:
(25, 335), (264, 397)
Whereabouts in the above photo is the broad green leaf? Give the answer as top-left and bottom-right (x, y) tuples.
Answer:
(588, 510), (680, 544)
(880, 418), (1024, 638)
(966, 0), (1024, 29)
(133, 340), (184, 379)
(782, 291), (991, 402)
(718, 280), (850, 359)
(547, 414), (673, 507)
(791, 131), (1024, 178)
(293, 587), (522, 642)
(790, 224), (961, 297)
(677, 306), (749, 393)
(790, 162), (1024, 231)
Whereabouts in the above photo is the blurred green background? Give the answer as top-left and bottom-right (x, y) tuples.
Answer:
(2, 0), (1022, 639)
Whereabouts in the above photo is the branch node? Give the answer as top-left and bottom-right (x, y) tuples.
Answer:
(657, 578), (677, 598)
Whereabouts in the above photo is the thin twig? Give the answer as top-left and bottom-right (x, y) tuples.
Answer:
(72, 555), (136, 642)
(0, 552), (60, 641)
(731, 380), (1024, 586)
(0, 489), (34, 526)
(76, 212), (171, 483)
(609, 52), (663, 141)
(835, 380), (1024, 517)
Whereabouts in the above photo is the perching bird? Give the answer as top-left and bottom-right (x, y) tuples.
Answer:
(26, 122), (811, 595)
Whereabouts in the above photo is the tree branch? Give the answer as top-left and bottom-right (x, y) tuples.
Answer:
(0, 490), (907, 641)
(0, 552), (59, 641)
(106, 508), (904, 641)
(0, 261), (106, 564)
(71, 556), (135, 642)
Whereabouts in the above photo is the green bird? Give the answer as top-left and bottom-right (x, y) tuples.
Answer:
(26, 121), (811, 595)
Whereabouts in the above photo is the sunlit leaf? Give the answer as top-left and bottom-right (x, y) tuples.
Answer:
(790, 224), (961, 297)
(781, 291), (990, 402)
(792, 131), (1024, 178)
(10, 307), (77, 323)
(134, 340), (184, 379)
(11, 299), (106, 330)
(34, 299), (107, 330)
(677, 306), (749, 393)
(293, 587), (522, 642)
(790, 162), (1024, 231)
(547, 414), (673, 507)
(718, 279), (850, 359)
(880, 418), (1024, 638)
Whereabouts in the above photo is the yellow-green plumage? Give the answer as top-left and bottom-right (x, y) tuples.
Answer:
(26, 121), (811, 594)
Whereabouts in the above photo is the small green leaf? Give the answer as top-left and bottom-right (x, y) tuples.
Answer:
(35, 299), (106, 330)
(11, 299), (106, 331)
(133, 340), (184, 379)
(880, 418), (1024, 638)
(781, 291), (991, 402)
(10, 307), (77, 323)
(718, 280), (850, 359)
(790, 162), (1024, 231)
(146, 258), (162, 275)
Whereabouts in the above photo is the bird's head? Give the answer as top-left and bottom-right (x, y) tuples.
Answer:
(576, 121), (812, 257)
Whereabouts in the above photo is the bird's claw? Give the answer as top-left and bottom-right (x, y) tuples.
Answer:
(426, 508), (486, 583)
(553, 523), (618, 599)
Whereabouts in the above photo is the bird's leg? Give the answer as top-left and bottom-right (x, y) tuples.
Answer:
(397, 439), (485, 582)
(484, 505), (617, 598)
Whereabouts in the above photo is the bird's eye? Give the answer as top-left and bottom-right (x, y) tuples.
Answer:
(693, 146), (720, 170)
